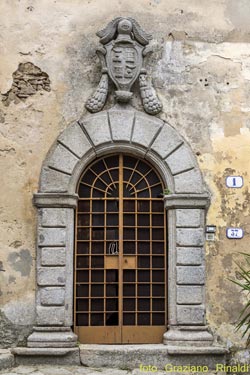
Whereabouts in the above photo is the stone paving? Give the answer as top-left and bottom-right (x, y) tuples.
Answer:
(0, 366), (224, 375)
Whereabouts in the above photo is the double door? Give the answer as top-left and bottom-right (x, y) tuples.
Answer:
(74, 154), (167, 343)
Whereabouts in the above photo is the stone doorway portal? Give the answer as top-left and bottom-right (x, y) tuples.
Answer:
(21, 107), (216, 354)
(74, 154), (167, 343)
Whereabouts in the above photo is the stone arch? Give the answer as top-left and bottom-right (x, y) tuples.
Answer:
(29, 106), (215, 351)
(39, 106), (205, 195)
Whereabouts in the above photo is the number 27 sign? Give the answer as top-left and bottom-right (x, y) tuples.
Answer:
(226, 228), (244, 239)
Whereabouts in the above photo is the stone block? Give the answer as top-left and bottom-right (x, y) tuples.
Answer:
(0, 349), (15, 370)
(177, 247), (204, 265)
(58, 121), (92, 158)
(108, 109), (135, 141)
(36, 306), (65, 326)
(79, 343), (226, 369)
(132, 112), (163, 148)
(165, 144), (196, 175)
(27, 330), (78, 347)
(80, 112), (111, 146)
(38, 227), (66, 246)
(13, 347), (80, 366)
(177, 266), (205, 285)
(41, 247), (66, 266)
(37, 267), (66, 286)
(174, 168), (204, 194)
(40, 167), (70, 193)
(177, 305), (205, 324)
(176, 209), (201, 228)
(39, 208), (66, 227)
(150, 122), (183, 158)
(177, 286), (203, 304)
(40, 287), (65, 306)
(176, 228), (204, 246)
(48, 143), (79, 175)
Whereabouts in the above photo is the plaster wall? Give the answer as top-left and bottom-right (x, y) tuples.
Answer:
(0, 0), (250, 353)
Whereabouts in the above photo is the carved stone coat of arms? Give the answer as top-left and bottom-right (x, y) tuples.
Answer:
(86, 17), (162, 115)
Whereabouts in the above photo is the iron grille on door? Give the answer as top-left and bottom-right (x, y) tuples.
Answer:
(74, 154), (167, 343)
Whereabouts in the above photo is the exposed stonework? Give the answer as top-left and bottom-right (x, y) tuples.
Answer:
(0, 311), (33, 349)
(2, 63), (50, 106)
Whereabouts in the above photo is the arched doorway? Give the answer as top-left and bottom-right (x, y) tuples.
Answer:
(74, 154), (167, 343)
(27, 108), (214, 353)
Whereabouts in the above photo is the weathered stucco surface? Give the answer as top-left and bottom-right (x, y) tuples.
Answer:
(1, 0), (250, 351)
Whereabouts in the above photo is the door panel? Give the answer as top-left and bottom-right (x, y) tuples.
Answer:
(74, 154), (167, 343)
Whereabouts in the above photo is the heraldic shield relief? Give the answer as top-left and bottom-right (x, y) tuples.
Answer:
(85, 17), (162, 115)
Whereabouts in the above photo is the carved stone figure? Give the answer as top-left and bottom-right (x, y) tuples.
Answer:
(86, 17), (162, 115)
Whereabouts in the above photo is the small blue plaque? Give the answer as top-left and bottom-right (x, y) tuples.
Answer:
(226, 176), (243, 188)
(226, 227), (244, 239)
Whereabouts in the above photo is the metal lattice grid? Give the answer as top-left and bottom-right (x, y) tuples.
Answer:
(74, 154), (167, 343)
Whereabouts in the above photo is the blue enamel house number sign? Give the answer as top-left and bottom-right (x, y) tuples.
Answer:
(226, 176), (243, 188)
(226, 228), (244, 239)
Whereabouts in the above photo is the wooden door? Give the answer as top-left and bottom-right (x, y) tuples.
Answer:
(74, 154), (167, 343)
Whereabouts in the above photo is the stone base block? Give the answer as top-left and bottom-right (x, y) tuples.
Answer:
(79, 344), (228, 370)
(0, 349), (15, 370)
(12, 347), (80, 366)
(163, 326), (213, 346)
(27, 327), (77, 348)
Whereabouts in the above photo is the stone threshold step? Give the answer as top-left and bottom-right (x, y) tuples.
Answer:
(79, 344), (228, 370)
(12, 347), (80, 366)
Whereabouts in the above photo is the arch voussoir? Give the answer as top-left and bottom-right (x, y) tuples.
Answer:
(79, 112), (111, 147)
(131, 111), (163, 150)
(108, 107), (135, 142)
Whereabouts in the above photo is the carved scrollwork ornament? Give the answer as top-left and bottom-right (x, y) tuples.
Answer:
(85, 17), (162, 115)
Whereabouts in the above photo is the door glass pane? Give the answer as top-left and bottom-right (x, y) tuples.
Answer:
(123, 214), (135, 226)
(91, 284), (104, 297)
(138, 298), (150, 311)
(107, 214), (119, 226)
(123, 270), (135, 282)
(123, 284), (135, 297)
(77, 256), (89, 268)
(138, 313), (150, 325)
(137, 200), (149, 212)
(123, 313), (135, 325)
(138, 214), (150, 226)
(124, 200), (135, 212)
(138, 270), (150, 282)
(76, 299), (89, 312)
(92, 214), (104, 226)
(91, 313), (104, 326)
(138, 284), (150, 296)
(91, 299), (104, 311)
(123, 241), (135, 254)
(106, 299), (118, 312)
(76, 314), (88, 326)
(123, 298), (135, 311)
(138, 256), (150, 268)
(78, 201), (90, 212)
(152, 313), (165, 325)
(138, 242), (150, 254)
(106, 312), (119, 326)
